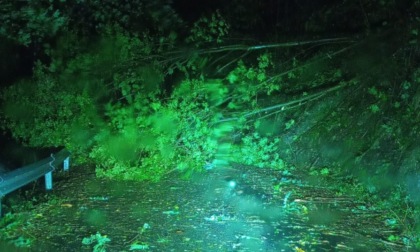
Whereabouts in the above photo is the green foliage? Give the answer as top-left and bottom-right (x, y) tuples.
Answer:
(186, 10), (230, 46)
(0, 26), (169, 167)
(309, 167), (330, 176)
(0, 0), (68, 46)
(0, 0), (181, 49)
(90, 50), (287, 180)
(87, 54), (167, 180)
(336, 179), (420, 248)
(91, 113), (174, 181)
(83, 0), (181, 34)
(167, 89), (217, 171)
(82, 232), (111, 252)
(50, 25), (156, 77)
(226, 53), (278, 107)
(92, 78), (220, 181)
(130, 243), (149, 250)
(232, 132), (285, 169)
(0, 62), (96, 152)
(0, 213), (32, 248)
(0, 4), (359, 185)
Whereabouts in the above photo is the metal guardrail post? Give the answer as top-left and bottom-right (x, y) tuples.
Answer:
(45, 172), (53, 190)
(64, 157), (69, 171)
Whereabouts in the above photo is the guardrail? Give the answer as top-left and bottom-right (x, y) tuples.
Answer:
(0, 149), (70, 217)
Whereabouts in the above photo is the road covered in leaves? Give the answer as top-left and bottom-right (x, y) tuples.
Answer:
(0, 163), (414, 251)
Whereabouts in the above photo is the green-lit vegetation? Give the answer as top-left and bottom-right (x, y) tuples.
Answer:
(82, 232), (111, 252)
(0, 0), (419, 250)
